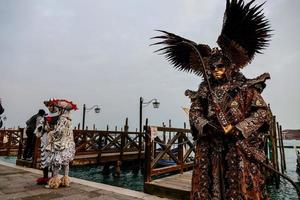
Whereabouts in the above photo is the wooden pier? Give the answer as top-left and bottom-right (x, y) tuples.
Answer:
(144, 171), (191, 200)
(0, 118), (146, 172)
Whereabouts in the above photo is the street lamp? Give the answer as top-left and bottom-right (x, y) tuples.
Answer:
(82, 104), (101, 130)
(137, 97), (159, 164)
(139, 97), (160, 133)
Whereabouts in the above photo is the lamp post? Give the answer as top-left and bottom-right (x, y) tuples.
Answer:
(82, 104), (101, 130)
(139, 97), (160, 133)
(138, 97), (160, 165)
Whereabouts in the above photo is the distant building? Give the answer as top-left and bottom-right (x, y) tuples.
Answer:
(282, 129), (300, 140)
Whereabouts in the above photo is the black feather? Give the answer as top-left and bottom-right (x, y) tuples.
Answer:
(151, 30), (211, 76)
(218, 0), (272, 67)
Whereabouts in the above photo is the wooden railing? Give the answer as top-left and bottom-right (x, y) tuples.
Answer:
(144, 126), (195, 182)
(73, 118), (145, 161)
(13, 118), (145, 167)
(0, 128), (23, 156)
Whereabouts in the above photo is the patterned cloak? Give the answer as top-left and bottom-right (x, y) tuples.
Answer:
(188, 73), (270, 200)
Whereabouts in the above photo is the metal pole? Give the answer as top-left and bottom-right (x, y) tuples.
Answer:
(139, 97), (143, 165)
(139, 97), (143, 133)
(82, 104), (86, 130)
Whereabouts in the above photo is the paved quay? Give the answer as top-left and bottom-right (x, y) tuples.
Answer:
(0, 161), (168, 200)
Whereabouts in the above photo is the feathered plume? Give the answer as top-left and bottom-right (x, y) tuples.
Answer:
(151, 30), (212, 76)
(217, 0), (272, 68)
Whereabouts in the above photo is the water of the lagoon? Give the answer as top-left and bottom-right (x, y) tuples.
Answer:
(1, 140), (299, 199)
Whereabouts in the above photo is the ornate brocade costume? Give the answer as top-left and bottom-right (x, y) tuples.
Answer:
(39, 111), (75, 169)
(35, 98), (77, 189)
(151, 0), (273, 198)
(188, 73), (270, 200)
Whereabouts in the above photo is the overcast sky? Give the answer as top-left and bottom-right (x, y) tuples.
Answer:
(0, 0), (299, 130)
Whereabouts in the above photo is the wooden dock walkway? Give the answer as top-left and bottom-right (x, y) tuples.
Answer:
(144, 171), (192, 200)
(0, 160), (167, 200)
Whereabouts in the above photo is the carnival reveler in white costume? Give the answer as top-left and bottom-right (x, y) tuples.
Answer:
(35, 98), (77, 189)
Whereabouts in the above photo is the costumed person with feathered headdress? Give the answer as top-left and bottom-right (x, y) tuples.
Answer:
(152, 0), (276, 199)
(35, 98), (77, 189)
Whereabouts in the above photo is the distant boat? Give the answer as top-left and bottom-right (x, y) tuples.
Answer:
(283, 129), (300, 140)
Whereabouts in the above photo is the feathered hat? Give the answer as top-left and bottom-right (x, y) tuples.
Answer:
(152, 0), (272, 75)
(44, 98), (77, 111)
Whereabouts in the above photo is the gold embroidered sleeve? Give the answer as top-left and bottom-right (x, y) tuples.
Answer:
(189, 99), (209, 137)
(236, 90), (268, 138)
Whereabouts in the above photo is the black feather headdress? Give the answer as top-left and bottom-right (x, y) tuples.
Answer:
(152, 0), (272, 76)
(217, 0), (272, 68)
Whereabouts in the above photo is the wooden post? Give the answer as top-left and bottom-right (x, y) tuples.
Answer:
(144, 119), (152, 185)
(120, 118), (128, 162)
(77, 123), (80, 130)
(183, 122), (187, 155)
(267, 104), (274, 182)
(138, 117), (142, 164)
(93, 124), (96, 130)
(114, 160), (121, 177)
(17, 128), (24, 160)
(83, 129), (87, 145)
(105, 125), (109, 146)
(162, 122), (166, 144)
(272, 116), (280, 188)
(276, 122), (284, 173)
(32, 136), (40, 168)
(97, 130), (103, 164)
(270, 116), (276, 183)
(6, 131), (12, 156)
(178, 132), (184, 174)
(263, 134), (270, 180)
(280, 125), (286, 170)
(145, 118), (149, 156)
(168, 119), (172, 142)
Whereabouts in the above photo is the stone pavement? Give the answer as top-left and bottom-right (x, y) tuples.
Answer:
(0, 161), (168, 200)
